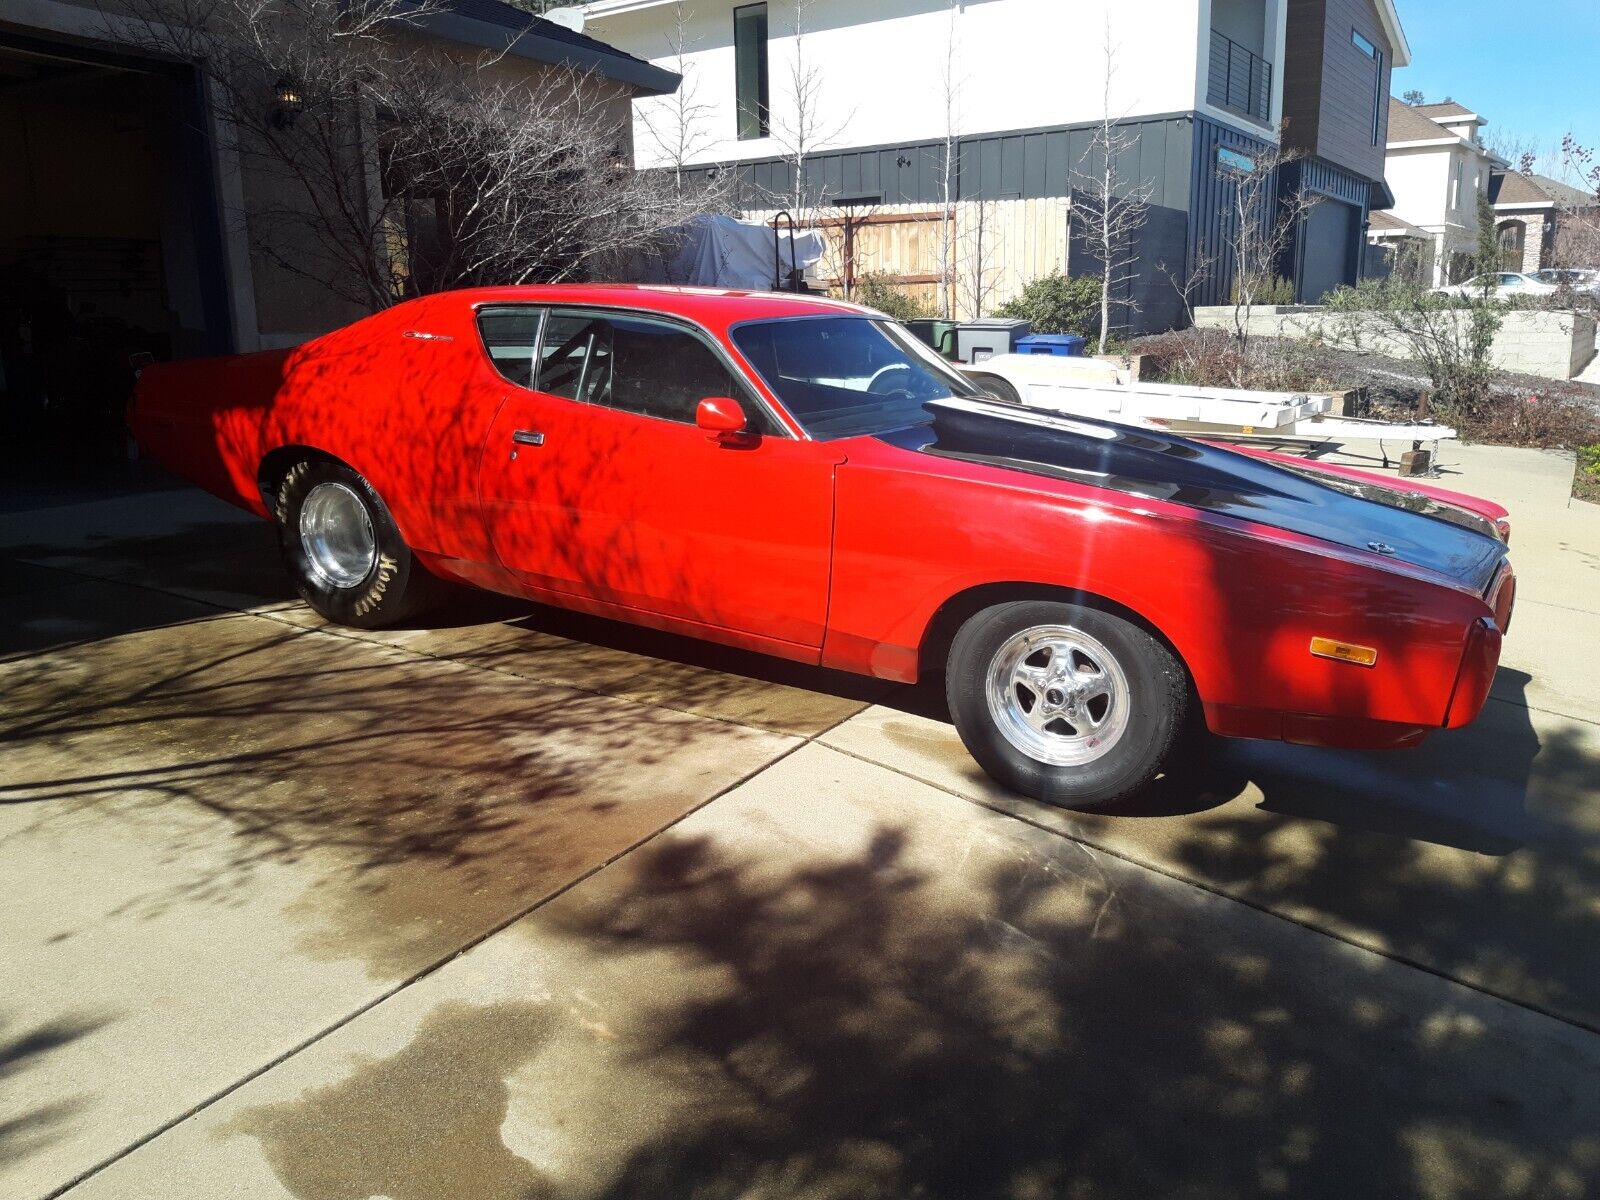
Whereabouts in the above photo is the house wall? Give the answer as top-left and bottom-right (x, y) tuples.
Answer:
(690, 110), (1290, 331)
(592, 0), (1290, 171)
(1384, 145), (1452, 229)
(688, 111), (1207, 331)
(1308, 0), (1390, 179)
(1211, 0), (1270, 55)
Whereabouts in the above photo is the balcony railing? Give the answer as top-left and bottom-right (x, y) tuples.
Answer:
(1207, 30), (1272, 124)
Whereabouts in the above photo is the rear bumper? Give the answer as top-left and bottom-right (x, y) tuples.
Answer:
(1206, 599), (1508, 750)
(1204, 705), (1433, 749)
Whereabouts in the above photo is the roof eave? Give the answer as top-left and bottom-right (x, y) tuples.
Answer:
(414, 9), (680, 94)
(577, 0), (681, 17)
(1376, 0), (1411, 67)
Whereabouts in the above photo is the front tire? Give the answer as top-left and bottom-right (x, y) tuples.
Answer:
(967, 373), (1022, 405)
(945, 600), (1189, 809)
(275, 459), (436, 629)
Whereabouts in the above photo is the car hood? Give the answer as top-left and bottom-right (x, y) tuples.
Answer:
(881, 398), (1508, 594)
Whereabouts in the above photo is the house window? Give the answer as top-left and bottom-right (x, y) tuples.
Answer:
(1352, 30), (1384, 146)
(1452, 159), (1463, 210)
(734, 3), (769, 141)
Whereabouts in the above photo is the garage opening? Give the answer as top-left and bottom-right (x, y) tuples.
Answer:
(0, 33), (229, 502)
(1297, 198), (1359, 303)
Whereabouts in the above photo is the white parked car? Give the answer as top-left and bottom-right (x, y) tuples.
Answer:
(1433, 272), (1559, 300)
(1532, 268), (1600, 298)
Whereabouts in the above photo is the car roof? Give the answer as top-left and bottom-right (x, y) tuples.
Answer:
(439, 283), (879, 330)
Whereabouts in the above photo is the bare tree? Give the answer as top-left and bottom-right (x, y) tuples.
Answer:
(108, 0), (715, 310)
(1221, 139), (1320, 384)
(770, 0), (851, 226)
(635, 1), (718, 192)
(935, 0), (962, 319)
(1074, 25), (1153, 353)
(958, 198), (1002, 319)
(1553, 134), (1600, 273)
(1484, 128), (1547, 177)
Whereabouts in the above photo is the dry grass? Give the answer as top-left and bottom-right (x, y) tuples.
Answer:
(1133, 329), (1341, 394)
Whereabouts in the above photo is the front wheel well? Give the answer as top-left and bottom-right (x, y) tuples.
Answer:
(916, 583), (1188, 683)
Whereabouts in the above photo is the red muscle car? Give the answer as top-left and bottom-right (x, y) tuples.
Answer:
(131, 285), (1515, 808)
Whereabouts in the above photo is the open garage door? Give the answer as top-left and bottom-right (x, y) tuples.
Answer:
(0, 33), (229, 498)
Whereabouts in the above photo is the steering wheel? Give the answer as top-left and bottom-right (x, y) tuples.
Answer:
(866, 363), (920, 400)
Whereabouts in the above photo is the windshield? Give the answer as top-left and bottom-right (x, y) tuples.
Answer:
(731, 316), (983, 439)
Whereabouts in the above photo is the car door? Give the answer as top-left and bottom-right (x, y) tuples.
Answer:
(477, 304), (842, 650)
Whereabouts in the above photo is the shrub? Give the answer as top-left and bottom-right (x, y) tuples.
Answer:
(1324, 276), (1502, 422)
(1578, 444), (1600, 504)
(1466, 388), (1600, 448)
(1229, 274), (1296, 306)
(850, 273), (932, 322)
(996, 272), (1102, 336)
(1134, 328), (1335, 393)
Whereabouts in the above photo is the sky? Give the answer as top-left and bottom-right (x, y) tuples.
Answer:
(1389, 0), (1600, 175)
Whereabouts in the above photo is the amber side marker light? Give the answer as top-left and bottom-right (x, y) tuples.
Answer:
(1310, 637), (1378, 667)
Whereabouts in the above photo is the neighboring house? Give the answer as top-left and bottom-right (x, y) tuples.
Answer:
(1371, 98), (1502, 286)
(1365, 208), (1433, 280)
(0, 0), (674, 360)
(1279, 0), (1406, 300)
(1488, 170), (1599, 273)
(565, 0), (1409, 327)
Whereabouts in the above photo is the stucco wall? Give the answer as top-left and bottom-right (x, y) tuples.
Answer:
(595, 0), (1222, 170)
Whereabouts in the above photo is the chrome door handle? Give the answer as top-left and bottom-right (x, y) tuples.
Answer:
(511, 430), (545, 447)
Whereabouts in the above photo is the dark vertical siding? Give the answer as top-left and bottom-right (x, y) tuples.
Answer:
(1187, 116), (1278, 307)
(1281, 156), (1373, 300)
(688, 114), (1199, 210)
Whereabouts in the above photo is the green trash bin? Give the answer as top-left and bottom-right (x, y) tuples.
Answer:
(905, 318), (959, 360)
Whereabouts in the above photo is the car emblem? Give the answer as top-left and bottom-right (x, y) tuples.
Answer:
(1367, 541), (1397, 555)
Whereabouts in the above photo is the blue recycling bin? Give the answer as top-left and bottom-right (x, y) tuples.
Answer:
(1015, 333), (1087, 357)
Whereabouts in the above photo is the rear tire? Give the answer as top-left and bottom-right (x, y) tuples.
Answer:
(945, 600), (1189, 809)
(275, 459), (438, 629)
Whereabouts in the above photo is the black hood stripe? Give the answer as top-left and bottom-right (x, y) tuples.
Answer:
(879, 398), (1507, 593)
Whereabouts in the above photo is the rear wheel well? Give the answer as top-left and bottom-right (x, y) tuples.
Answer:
(258, 445), (345, 519)
(917, 583), (1188, 683)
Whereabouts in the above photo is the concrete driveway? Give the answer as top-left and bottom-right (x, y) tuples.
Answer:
(3, 444), (1598, 1200)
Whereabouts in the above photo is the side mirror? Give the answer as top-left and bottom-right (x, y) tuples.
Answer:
(696, 395), (748, 435)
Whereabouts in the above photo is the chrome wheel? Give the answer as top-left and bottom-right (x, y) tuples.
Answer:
(298, 482), (376, 589)
(984, 624), (1131, 767)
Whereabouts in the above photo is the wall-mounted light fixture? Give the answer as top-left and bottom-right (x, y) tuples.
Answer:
(896, 154), (913, 168)
(270, 75), (303, 130)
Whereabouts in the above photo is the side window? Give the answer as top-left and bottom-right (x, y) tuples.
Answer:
(734, 3), (769, 140)
(537, 312), (612, 402)
(476, 307), (544, 388)
(603, 315), (760, 426)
